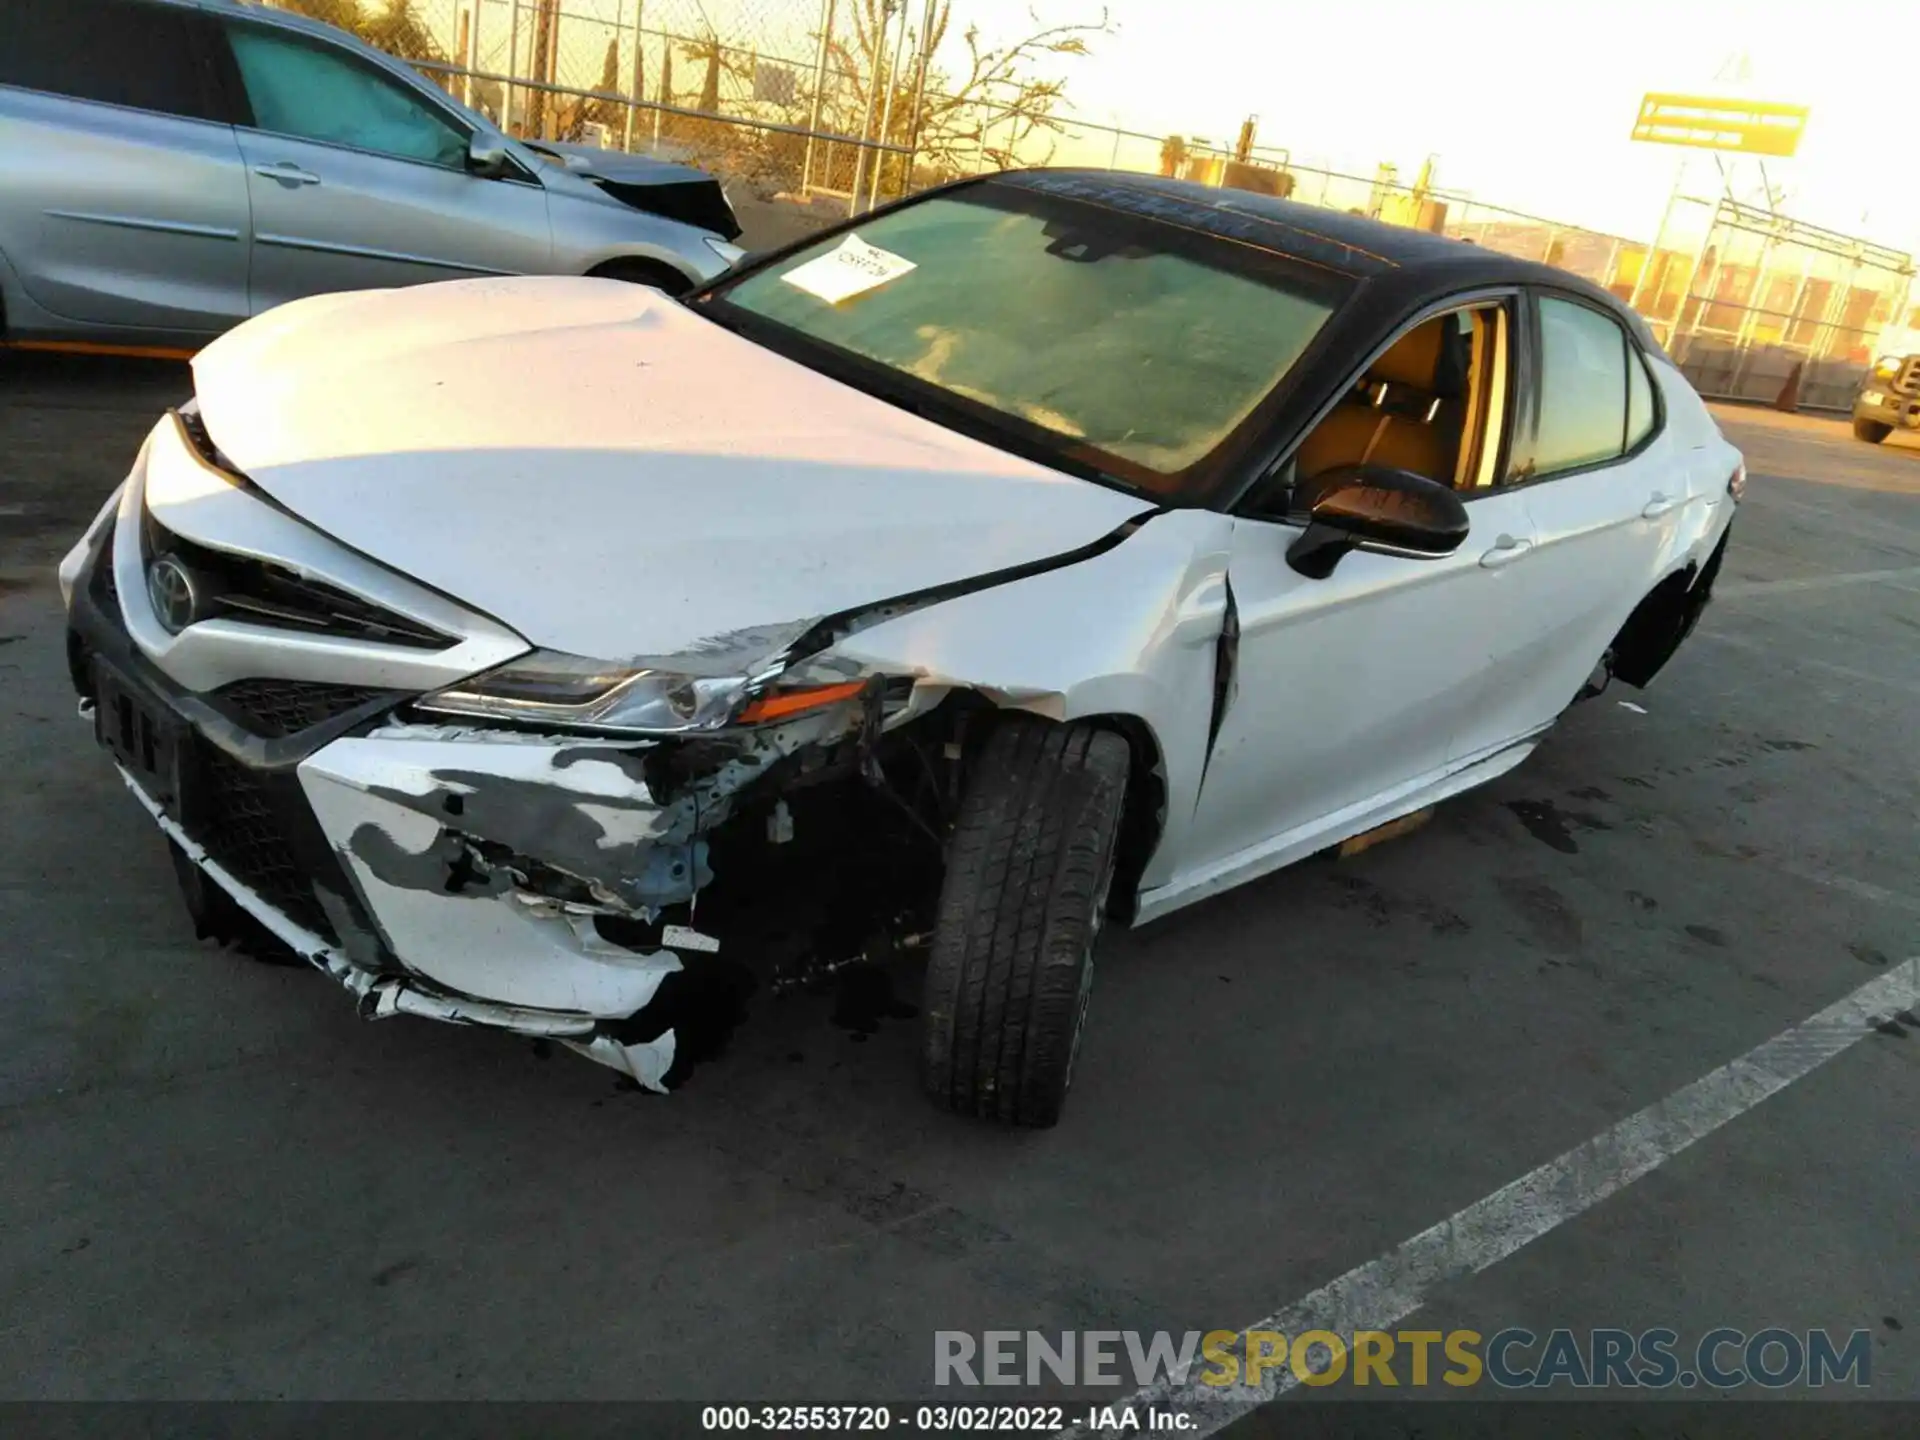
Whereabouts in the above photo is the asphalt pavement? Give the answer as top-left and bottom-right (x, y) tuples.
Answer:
(1, 353), (1914, 1418)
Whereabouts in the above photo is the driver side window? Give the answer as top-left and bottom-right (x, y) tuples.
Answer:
(225, 25), (468, 169)
(1250, 300), (1511, 520)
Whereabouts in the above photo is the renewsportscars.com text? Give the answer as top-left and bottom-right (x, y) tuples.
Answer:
(934, 1327), (1873, 1390)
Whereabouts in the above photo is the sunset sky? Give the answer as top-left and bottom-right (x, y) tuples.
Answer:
(451, 0), (1918, 255)
(1011, 0), (1919, 249)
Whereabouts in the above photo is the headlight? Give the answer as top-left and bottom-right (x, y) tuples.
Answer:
(418, 649), (867, 735)
(1872, 355), (1902, 380)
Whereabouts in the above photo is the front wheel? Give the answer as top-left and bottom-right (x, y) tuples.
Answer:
(1853, 417), (1892, 444)
(920, 716), (1130, 1128)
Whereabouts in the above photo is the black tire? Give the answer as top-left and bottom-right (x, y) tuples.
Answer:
(590, 258), (694, 296)
(1853, 417), (1892, 444)
(921, 716), (1130, 1128)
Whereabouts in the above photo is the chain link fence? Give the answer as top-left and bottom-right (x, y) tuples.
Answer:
(268, 0), (928, 215)
(1625, 194), (1916, 411)
(269, 2), (1917, 413)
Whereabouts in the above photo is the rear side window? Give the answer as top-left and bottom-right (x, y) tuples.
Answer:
(0, 0), (220, 122)
(223, 25), (468, 168)
(1533, 296), (1630, 476)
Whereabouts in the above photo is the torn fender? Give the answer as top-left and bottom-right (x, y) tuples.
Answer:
(819, 508), (1237, 891)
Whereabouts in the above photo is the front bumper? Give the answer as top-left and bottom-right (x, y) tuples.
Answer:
(62, 503), (775, 1093)
(1855, 386), (1920, 428)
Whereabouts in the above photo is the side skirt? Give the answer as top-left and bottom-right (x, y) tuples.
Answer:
(1131, 729), (1548, 926)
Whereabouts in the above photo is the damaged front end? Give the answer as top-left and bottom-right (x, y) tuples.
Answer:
(62, 390), (1183, 1100)
(296, 675), (945, 1091)
(62, 455), (975, 1092)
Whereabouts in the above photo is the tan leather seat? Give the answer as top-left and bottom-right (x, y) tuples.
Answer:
(1293, 318), (1464, 500)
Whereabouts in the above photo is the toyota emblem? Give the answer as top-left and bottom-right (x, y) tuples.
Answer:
(145, 555), (200, 635)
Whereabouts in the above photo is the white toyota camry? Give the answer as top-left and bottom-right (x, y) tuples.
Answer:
(61, 170), (1742, 1126)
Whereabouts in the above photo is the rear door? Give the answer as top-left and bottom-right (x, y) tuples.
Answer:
(214, 16), (554, 312)
(1471, 291), (1677, 738)
(0, 0), (250, 335)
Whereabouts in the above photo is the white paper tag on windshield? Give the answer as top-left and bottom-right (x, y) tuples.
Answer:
(781, 233), (916, 304)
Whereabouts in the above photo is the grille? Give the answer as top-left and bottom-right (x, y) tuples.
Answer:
(192, 746), (338, 942)
(1895, 357), (1920, 399)
(141, 517), (453, 650)
(212, 678), (393, 738)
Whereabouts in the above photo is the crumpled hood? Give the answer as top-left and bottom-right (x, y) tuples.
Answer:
(192, 277), (1154, 669)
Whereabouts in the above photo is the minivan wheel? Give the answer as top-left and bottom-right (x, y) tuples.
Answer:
(1853, 417), (1892, 444)
(920, 716), (1130, 1128)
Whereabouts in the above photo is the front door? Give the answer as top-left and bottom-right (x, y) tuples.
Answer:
(215, 17), (553, 313)
(1182, 516), (1523, 883)
(1182, 297), (1532, 885)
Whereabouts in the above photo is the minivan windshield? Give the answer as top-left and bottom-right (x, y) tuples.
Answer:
(706, 185), (1348, 496)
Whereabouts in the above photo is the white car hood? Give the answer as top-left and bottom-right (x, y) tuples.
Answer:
(192, 277), (1154, 667)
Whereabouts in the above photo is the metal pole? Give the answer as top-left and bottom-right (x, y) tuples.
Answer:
(1669, 195), (1721, 358)
(455, 6), (472, 106)
(1628, 156), (1685, 315)
(624, 0), (644, 152)
(652, 23), (666, 150)
(800, 0), (836, 199)
(1782, 246), (1815, 354)
(1727, 226), (1778, 393)
(866, 0), (910, 209)
(847, 0), (893, 216)
(1809, 256), (1860, 363)
(901, 0), (937, 190)
(505, 0), (521, 134)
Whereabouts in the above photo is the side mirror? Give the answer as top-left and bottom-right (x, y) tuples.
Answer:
(1285, 465), (1470, 579)
(467, 133), (512, 179)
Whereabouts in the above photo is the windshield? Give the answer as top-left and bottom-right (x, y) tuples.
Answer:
(708, 186), (1347, 496)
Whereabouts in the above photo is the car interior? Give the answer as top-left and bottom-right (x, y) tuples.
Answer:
(1253, 304), (1508, 519)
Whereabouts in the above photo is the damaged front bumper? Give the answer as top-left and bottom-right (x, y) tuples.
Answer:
(65, 521), (863, 1093)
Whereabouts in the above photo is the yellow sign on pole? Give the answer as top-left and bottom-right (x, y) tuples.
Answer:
(1631, 93), (1808, 157)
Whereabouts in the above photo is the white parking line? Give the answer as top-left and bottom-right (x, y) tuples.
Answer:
(1069, 957), (1920, 1437)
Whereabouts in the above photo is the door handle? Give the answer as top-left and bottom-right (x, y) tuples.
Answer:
(1641, 492), (1681, 519)
(253, 162), (321, 186)
(1478, 534), (1534, 568)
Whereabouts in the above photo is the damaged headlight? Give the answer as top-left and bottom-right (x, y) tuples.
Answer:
(418, 649), (867, 735)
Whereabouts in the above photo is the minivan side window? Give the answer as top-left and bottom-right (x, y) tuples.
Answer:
(1, 0), (220, 123)
(225, 25), (468, 169)
(1533, 295), (1632, 477)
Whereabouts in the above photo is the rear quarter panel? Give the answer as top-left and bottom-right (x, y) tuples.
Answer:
(1652, 354), (1741, 572)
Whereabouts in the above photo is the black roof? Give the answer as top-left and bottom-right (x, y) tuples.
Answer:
(995, 169), (1658, 349)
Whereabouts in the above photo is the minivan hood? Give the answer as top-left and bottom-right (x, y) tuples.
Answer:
(192, 277), (1154, 667)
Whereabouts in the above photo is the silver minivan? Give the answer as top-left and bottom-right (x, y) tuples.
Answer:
(0, 0), (744, 353)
